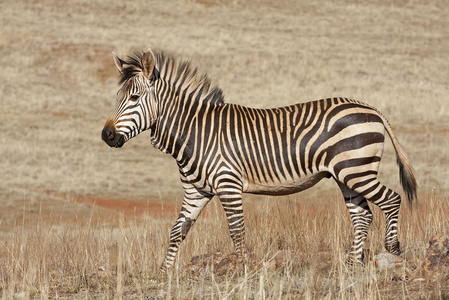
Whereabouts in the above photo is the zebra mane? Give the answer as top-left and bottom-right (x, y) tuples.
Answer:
(118, 51), (225, 105)
(118, 52), (144, 84)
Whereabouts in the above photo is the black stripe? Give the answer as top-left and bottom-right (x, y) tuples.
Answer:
(343, 170), (378, 186)
(333, 157), (382, 178)
(323, 132), (384, 166)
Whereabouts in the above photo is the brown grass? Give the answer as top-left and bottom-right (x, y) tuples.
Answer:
(1, 0), (449, 298)
(1, 193), (449, 298)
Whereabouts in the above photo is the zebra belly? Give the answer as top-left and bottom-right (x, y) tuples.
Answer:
(242, 172), (330, 196)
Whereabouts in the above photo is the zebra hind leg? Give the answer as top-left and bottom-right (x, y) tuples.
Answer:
(348, 179), (402, 256)
(369, 185), (402, 255)
(337, 182), (373, 264)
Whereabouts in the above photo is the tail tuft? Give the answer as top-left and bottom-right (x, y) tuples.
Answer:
(397, 151), (418, 207)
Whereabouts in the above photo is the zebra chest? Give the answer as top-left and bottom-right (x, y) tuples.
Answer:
(242, 172), (330, 196)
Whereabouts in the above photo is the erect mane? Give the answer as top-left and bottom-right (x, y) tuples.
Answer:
(118, 52), (144, 84)
(118, 50), (225, 105)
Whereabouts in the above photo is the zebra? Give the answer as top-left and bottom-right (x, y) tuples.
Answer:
(102, 49), (417, 270)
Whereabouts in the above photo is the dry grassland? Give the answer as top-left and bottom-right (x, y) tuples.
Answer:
(1, 0), (449, 298)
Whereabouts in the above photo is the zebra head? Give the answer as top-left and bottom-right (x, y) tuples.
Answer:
(102, 50), (158, 148)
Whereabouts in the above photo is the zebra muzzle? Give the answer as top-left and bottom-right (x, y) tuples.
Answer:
(102, 125), (125, 148)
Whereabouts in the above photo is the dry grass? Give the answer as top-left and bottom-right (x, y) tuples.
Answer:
(1, 0), (449, 298)
(1, 193), (449, 299)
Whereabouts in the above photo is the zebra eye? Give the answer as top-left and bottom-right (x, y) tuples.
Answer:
(129, 94), (140, 102)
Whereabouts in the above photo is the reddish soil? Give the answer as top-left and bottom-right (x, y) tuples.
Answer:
(42, 190), (178, 217)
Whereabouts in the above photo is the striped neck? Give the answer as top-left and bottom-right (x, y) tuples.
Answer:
(149, 52), (225, 158)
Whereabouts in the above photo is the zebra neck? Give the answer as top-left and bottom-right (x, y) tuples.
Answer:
(150, 98), (221, 164)
(148, 57), (225, 163)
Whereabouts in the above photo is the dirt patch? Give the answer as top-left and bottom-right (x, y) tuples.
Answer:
(42, 190), (178, 217)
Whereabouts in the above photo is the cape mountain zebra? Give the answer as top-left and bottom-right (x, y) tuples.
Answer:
(102, 49), (417, 269)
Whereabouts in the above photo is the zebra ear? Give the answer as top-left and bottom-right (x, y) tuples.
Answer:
(142, 49), (156, 79)
(112, 52), (124, 75)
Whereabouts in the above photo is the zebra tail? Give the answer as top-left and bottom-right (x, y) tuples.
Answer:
(381, 115), (418, 207)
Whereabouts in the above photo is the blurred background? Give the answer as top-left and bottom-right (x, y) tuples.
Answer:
(1, 0), (448, 224)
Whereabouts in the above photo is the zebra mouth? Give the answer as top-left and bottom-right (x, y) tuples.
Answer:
(114, 135), (125, 148)
(102, 125), (126, 148)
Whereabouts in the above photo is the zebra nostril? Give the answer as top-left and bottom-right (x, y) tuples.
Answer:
(102, 125), (116, 143)
(107, 129), (114, 140)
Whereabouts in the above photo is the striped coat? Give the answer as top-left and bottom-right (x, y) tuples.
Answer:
(102, 49), (417, 269)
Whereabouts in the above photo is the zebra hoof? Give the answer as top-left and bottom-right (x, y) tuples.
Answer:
(159, 263), (171, 274)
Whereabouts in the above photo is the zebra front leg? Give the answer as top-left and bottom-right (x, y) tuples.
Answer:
(217, 188), (247, 262)
(161, 191), (213, 270)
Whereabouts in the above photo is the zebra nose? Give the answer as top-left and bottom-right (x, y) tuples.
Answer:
(102, 125), (115, 142)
